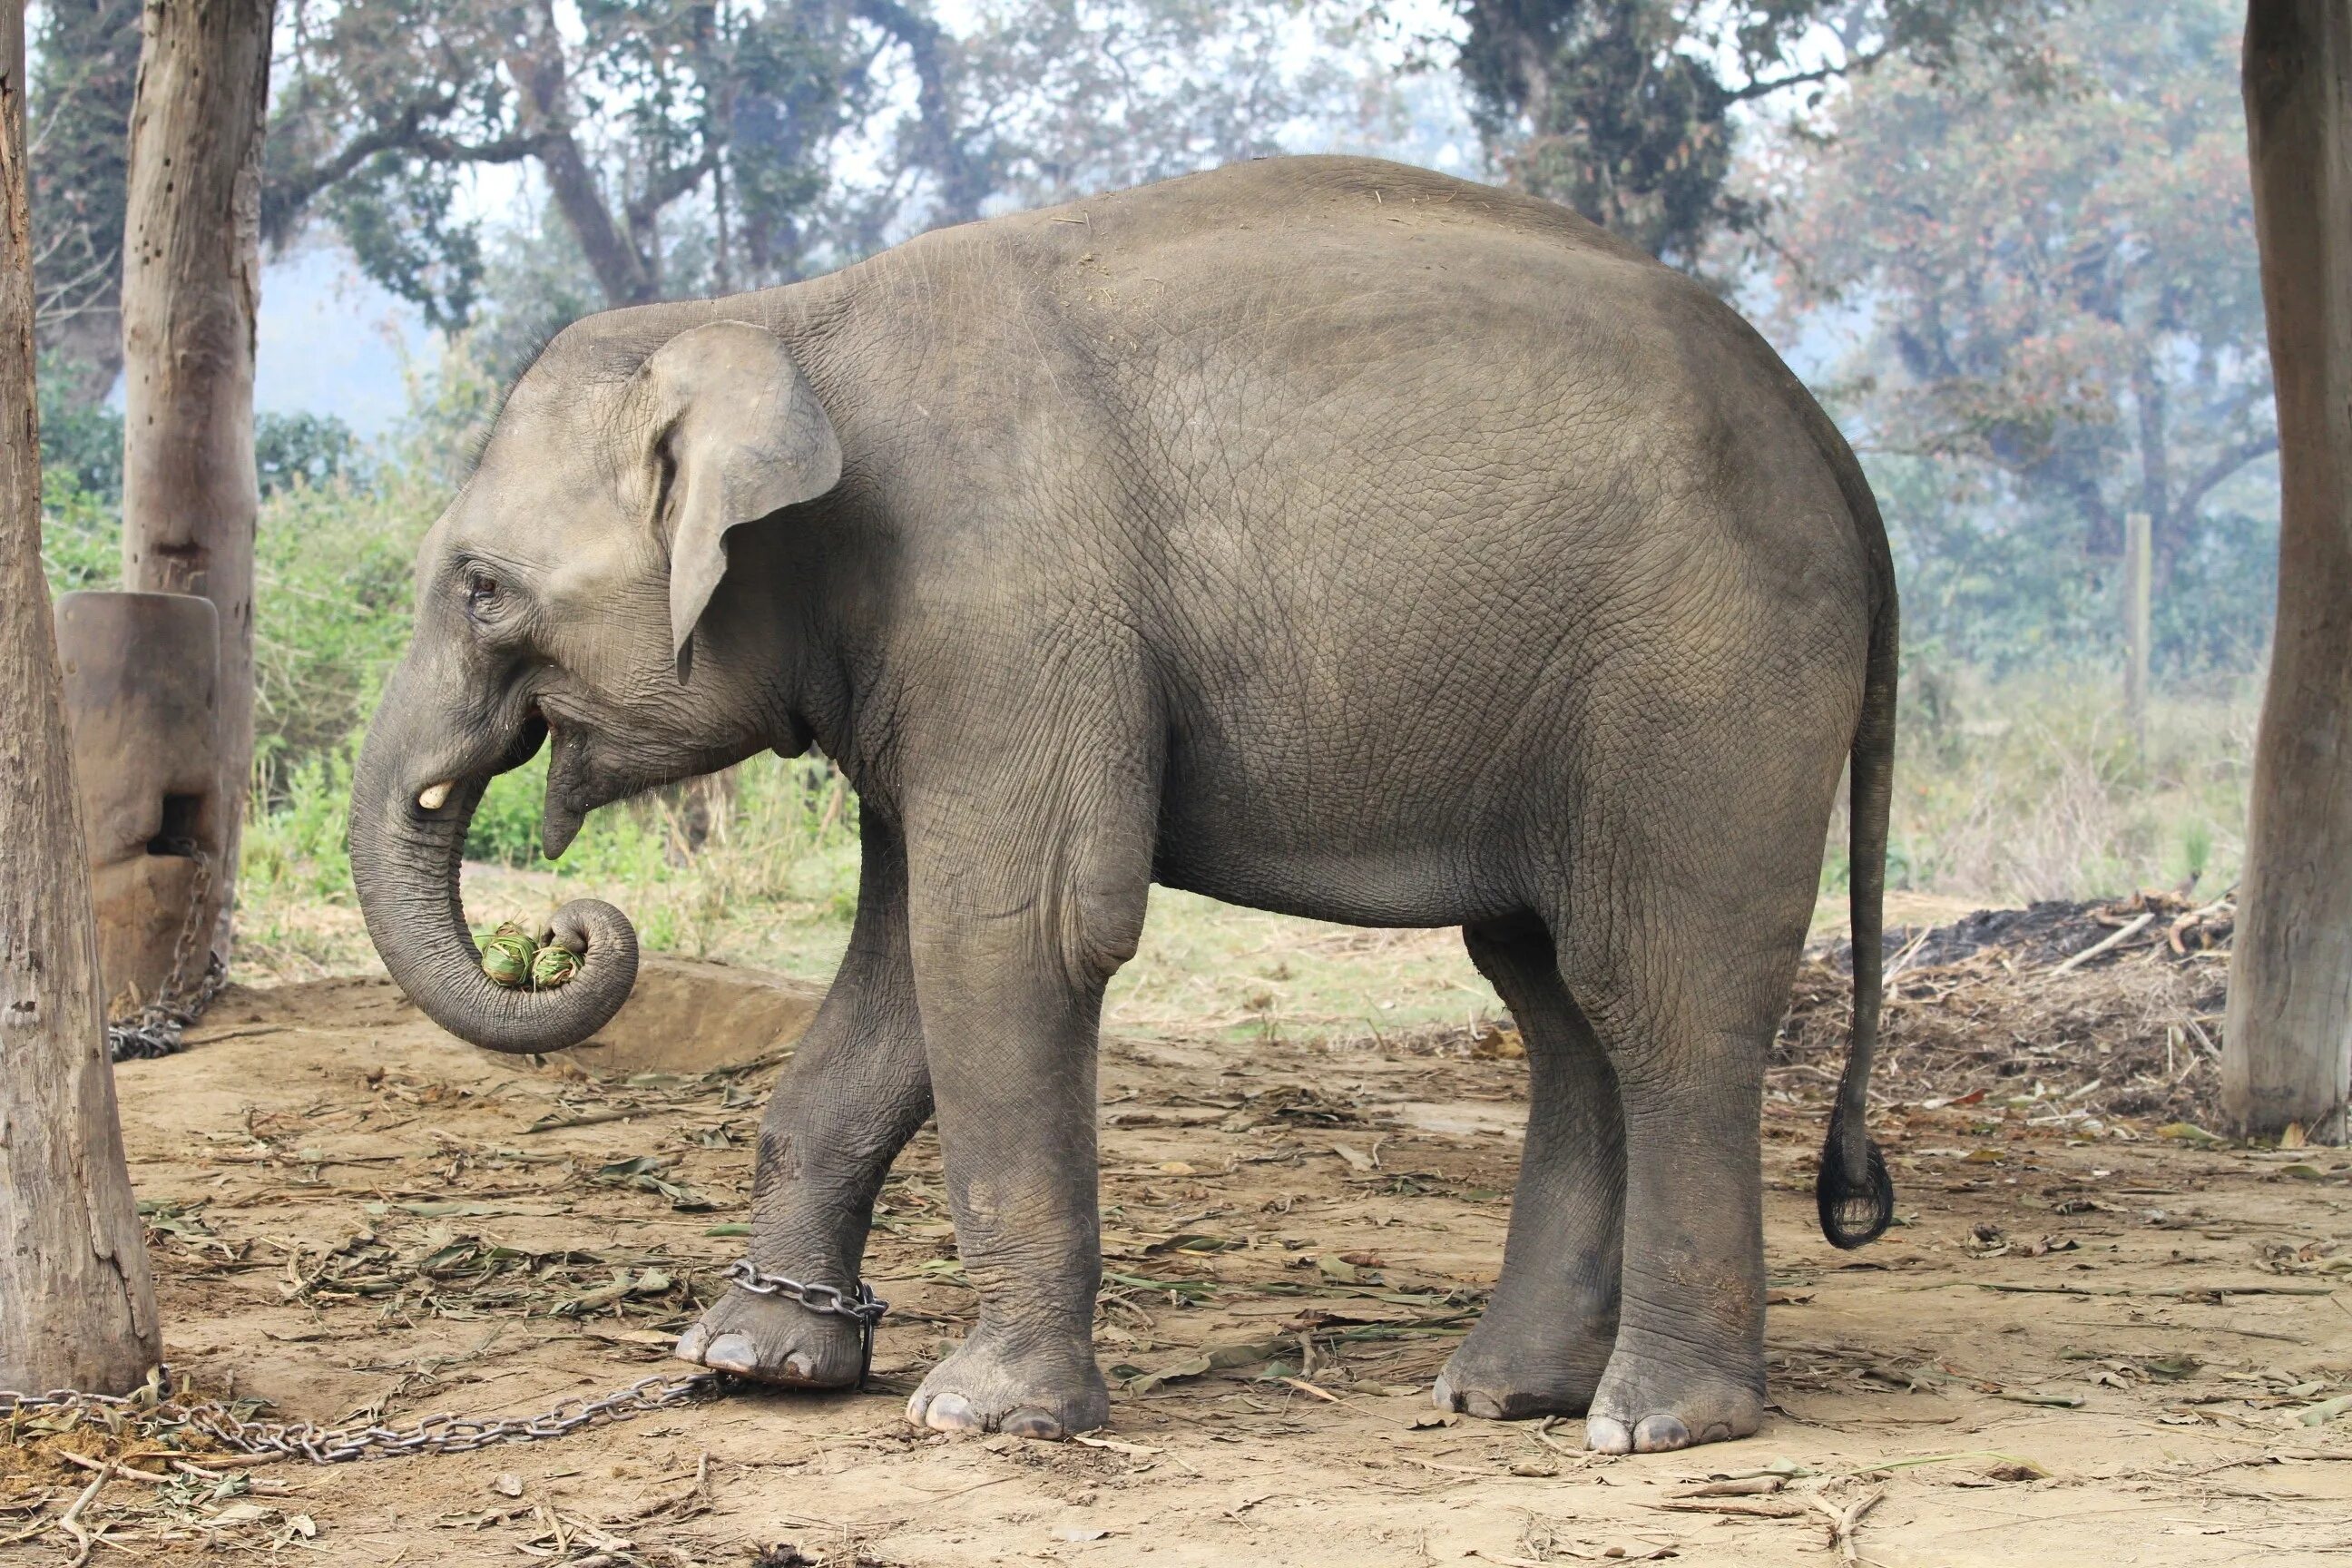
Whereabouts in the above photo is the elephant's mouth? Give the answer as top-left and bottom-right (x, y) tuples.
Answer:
(408, 711), (630, 865)
(412, 710), (551, 829)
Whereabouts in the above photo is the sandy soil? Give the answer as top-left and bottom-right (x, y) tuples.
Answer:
(5, 954), (2350, 1567)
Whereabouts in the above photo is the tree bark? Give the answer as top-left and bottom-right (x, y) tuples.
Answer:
(118, 0), (275, 983)
(0, 0), (162, 1394)
(2225, 0), (2352, 1142)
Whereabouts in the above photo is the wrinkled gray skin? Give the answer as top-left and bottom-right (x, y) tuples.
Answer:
(349, 156), (1897, 1454)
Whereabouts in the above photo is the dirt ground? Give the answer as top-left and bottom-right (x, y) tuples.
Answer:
(5, 904), (2351, 1567)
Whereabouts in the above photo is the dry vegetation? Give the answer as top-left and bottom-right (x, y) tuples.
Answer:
(9, 858), (2351, 1568)
(1, 905), (2347, 1566)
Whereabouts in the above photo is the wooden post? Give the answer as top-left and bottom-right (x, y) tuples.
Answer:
(2123, 511), (2152, 754)
(0, 0), (163, 1393)
(2226, 0), (2352, 1142)
(118, 0), (276, 982)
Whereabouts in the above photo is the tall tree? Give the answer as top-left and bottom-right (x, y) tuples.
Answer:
(1448, 0), (2047, 267)
(262, 0), (1386, 335)
(261, 0), (954, 323)
(27, 0), (142, 402)
(0, 0), (162, 1395)
(119, 0), (278, 986)
(1758, 0), (2278, 671)
(2225, 0), (2352, 1143)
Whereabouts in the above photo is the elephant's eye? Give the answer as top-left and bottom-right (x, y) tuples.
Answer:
(466, 572), (500, 609)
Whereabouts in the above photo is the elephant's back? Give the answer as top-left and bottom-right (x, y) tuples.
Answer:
(988, 162), (1867, 613)
(834, 155), (1880, 682)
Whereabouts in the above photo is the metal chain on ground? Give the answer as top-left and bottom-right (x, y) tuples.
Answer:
(106, 848), (224, 1063)
(722, 1259), (887, 1386)
(0, 1272), (889, 1463)
(0, 1367), (722, 1465)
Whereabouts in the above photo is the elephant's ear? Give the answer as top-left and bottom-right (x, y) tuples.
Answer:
(638, 320), (842, 680)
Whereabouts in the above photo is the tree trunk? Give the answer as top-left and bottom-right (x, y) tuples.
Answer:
(0, 0), (163, 1394)
(118, 0), (275, 984)
(2225, 0), (2352, 1142)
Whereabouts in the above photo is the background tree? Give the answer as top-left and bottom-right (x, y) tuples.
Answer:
(261, 0), (1020, 326)
(119, 0), (279, 983)
(2225, 0), (2352, 1142)
(1446, 0), (2049, 267)
(261, 0), (1387, 360)
(1754, 0), (2278, 673)
(0, 0), (163, 1395)
(26, 0), (142, 402)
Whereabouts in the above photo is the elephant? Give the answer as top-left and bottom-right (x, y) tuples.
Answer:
(348, 155), (1897, 1455)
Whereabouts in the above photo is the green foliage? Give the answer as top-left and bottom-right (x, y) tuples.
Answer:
(466, 749), (562, 868)
(1455, 0), (1740, 266)
(265, 0), (892, 315)
(1759, 0), (2276, 674)
(258, 412), (373, 496)
(37, 468), (122, 593)
(1449, 0), (2048, 267)
(250, 470), (432, 801)
(241, 742), (358, 905)
(321, 153), (486, 332)
(37, 353), (126, 498)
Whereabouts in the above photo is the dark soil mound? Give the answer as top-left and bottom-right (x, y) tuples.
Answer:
(1821, 889), (2236, 975)
(1787, 891), (2236, 1130)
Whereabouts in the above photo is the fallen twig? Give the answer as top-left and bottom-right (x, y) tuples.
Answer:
(1658, 1497), (1808, 1519)
(55, 1453), (172, 1485)
(1807, 1485), (1886, 1564)
(2052, 912), (2156, 975)
(55, 1469), (106, 1568)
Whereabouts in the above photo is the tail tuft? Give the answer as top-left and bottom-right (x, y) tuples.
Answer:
(1815, 1106), (1894, 1250)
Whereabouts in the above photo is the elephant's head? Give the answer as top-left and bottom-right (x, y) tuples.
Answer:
(348, 318), (842, 1052)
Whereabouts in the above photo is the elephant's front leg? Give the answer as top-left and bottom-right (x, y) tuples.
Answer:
(898, 818), (1147, 1438)
(675, 818), (931, 1387)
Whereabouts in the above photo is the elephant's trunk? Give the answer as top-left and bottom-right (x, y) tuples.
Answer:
(348, 707), (637, 1054)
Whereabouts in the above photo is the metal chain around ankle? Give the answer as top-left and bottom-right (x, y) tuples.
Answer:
(722, 1260), (887, 1386)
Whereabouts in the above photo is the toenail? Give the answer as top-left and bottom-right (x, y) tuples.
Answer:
(1700, 1422), (1733, 1444)
(1001, 1408), (1064, 1440)
(1632, 1413), (1691, 1452)
(1431, 1373), (1456, 1412)
(672, 1324), (708, 1362)
(905, 1391), (930, 1425)
(704, 1332), (760, 1374)
(1463, 1389), (1507, 1421)
(784, 1353), (813, 1381)
(1585, 1416), (1632, 1454)
(924, 1392), (978, 1432)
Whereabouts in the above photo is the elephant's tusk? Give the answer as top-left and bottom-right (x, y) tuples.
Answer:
(417, 780), (454, 811)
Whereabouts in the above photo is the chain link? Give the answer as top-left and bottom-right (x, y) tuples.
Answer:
(0, 1367), (721, 1465)
(105, 846), (224, 1063)
(0, 1268), (890, 1464)
(722, 1260), (887, 1387)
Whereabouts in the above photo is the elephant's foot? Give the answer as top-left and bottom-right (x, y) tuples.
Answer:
(673, 1283), (867, 1388)
(905, 1328), (1107, 1439)
(1431, 1302), (1614, 1420)
(1582, 1344), (1765, 1454)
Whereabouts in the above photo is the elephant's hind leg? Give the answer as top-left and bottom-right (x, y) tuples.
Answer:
(1561, 861), (1817, 1453)
(1435, 913), (1625, 1419)
(674, 817), (931, 1387)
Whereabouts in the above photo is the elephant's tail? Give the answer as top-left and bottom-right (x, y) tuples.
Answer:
(1818, 501), (1900, 1250)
